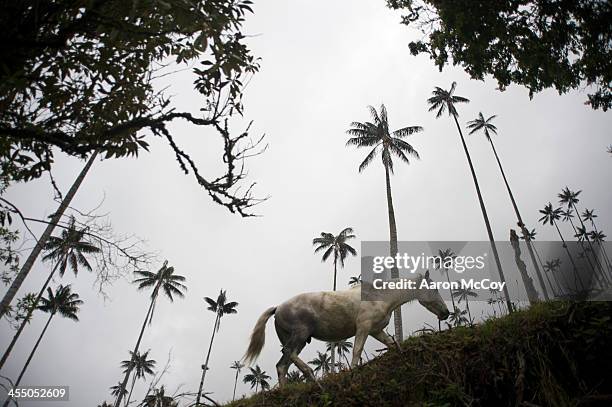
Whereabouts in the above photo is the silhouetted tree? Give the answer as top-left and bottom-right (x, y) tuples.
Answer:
(114, 262), (186, 407)
(428, 82), (512, 312)
(196, 290), (238, 405)
(346, 104), (423, 340)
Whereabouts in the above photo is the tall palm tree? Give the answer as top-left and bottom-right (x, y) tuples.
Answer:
(312, 227), (355, 371)
(539, 203), (585, 291)
(0, 217), (99, 370)
(308, 351), (331, 378)
(559, 188), (608, 284)
(346, 104), (422, 341)
(428, 83), (512, 312)
(243, 365), (270, 393)
(583, 209), (612, 277)
(326, 341), (353, 368)
(434, 248), (457, 309)
(142, 386), (175, 407)
(561, 208), (603, 287)
(230, 361), (244, 401)
(114, 261), (186, 407)
(467, 112), (548, 299)
(196, 289), (238, 405)
(120, 350), (156, 407)
(13, 285), (82, 388)
(0, 151), (98, 319)
(452, 287), (477, 323)
(312, 228), (357, 292)
(110, 382), (128, 399)
(543, 259), (565, 295)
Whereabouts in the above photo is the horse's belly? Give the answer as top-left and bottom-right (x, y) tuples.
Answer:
(312, 321), (356, 342)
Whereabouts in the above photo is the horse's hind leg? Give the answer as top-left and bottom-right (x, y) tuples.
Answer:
(275, 323), (292, 386)
(276, 352), (291, 386)
(283, 330), (316, 382)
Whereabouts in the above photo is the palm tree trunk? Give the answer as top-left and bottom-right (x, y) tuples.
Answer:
(566, 217), (603, 288)
(571, 203), (609, 284)
(465, 298), (471, 323)
(125, 373), (137, 407)
(488, 139), (549, 299)
(15, 313), (53, 386)
(0, 151), (97, 319)
(232, 370), (239, 401)
(114, 290), (158, 407)
(0, 261), (61, 370)
(452, 117), (512, 312)
(553, 222), (585, 291)
(590, 219), (612, 277)
(384, 163), (403, 341)
(196, 313), (219, 405)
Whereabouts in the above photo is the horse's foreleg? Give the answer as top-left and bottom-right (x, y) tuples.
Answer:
(371, 330), (400, 351)
(351, 330), (368, 368)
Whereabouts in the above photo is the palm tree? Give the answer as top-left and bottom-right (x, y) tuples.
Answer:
(142, 386), (175, 407)
(312, 228), (357, 292)
(312, 228), (355, 372)
(196, 289), (238, 405)
(98, 402), (113, 407)
(0, 217), (100, 370)
(13, 285), (82, 387)
(539, 203), (585, 291)
(120, 350), (156, 407)
(434, 248), (457, 309)
(428, 83), (512, 312)
(583, 209), (612, 276)
(452, 287), (477, 323)
(230, 361), (244, 401)
(561, 208), (603, 287)
(348, 275), (361, 286)
(0, 151), (98, 319)
(559, 188), (608, 284)
(308, 351), (331, 377)
(114, 261), (186, 407)
(110, 382), (128, 399)
(243, 365), (270, 393)
(543, 259), (565, 295)
(346, 104), (422, 341)
(467, 112), (548, 299)
(286, 370), (304, 384)
(326, 341), (353, 368)
(448, 306), (469, 327)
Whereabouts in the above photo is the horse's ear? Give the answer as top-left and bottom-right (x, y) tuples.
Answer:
(425, 270), (430, 280)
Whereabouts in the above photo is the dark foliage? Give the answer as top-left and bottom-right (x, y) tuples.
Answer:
(387, 0), (612, 110)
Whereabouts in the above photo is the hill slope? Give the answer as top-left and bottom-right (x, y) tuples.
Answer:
(228, 302), (612, 406)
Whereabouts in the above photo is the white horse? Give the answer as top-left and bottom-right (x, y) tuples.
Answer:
(244, 271), (449, 385)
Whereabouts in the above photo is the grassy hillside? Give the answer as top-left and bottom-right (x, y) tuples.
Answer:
(227, 302), (612, 406)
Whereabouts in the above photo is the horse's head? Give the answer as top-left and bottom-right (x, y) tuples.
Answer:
(417, 270), (450, 320)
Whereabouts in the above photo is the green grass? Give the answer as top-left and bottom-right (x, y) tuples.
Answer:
(226, 302), (612, 406)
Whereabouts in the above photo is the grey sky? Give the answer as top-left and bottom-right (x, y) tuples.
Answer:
(2, 1), (611, 406)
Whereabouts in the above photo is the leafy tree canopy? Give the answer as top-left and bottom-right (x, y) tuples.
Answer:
(386, 0), (612, 110)
(0, 0), (263, 215)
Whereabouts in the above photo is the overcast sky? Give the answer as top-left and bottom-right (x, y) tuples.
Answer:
(2, 1), (611, 406)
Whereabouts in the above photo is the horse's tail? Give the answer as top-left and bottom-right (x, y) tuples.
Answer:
(243, 306), (277, 365)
